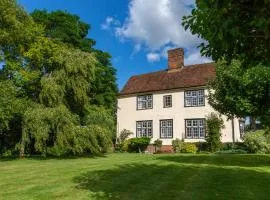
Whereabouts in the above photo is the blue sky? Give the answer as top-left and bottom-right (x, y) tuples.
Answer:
(18, 0), (211, 90)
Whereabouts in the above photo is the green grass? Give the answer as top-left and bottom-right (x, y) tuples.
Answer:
(1, 154), (270, 200)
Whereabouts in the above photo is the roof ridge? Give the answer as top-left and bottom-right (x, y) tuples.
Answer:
(184, 62), (215, 68)
(130, 62), (215, 78)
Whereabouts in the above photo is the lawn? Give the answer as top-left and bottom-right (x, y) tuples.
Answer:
(0, 153), (270, 200)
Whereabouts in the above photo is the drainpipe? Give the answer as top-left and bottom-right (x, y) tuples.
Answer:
(231, 117), (235, 143)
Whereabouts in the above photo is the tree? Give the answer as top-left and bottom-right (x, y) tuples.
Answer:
(208, 60), (270, 125)
(31, 10), (118, 111)
(0, 0), (115, 156)
(182, 0), (270, 65)
(182, 0), (270, 127)
(205, 113), (224, 152)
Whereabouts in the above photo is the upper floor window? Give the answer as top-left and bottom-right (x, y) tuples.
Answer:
(185, 119), (205, 139)
(160, 119), (173, 138)
(137, 94), (153, 110)
(136, 120), (153, 138)
(163, 95), (172, 108)
(185, 89), (205, 107)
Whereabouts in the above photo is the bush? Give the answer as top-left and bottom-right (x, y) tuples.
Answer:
(242, 130), (270, 153)
(172, 139), (198, 153)
(222, 142), (247, 151)
(192, 142), (208, 152)
(215, 149), (247, 154)
(115, 129), (133, 152)
(172, 138), (184, 153)
(181, 143), (198, 153)
(153, 139), (162, 152)
(127, 137), (151, 153)
(206, 113), (224, 152)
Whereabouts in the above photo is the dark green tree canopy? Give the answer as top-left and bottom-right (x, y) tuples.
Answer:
(31, 10), (95, 52)
(183, 0), (270, 65)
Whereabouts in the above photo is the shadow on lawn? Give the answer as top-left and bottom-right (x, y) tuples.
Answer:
(73, 162), (270, 200)
(157, 154), (270, 167)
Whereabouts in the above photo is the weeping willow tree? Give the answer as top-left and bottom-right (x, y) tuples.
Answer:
(0, 0), (115, 157)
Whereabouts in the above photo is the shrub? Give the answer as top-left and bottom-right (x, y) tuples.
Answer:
(206, 113), (224, 152)
(127, 137), (151, 153)
(172, 138), (184, 153)
(181, 143), (198, 153)
(115, 129), (133, 152)
(222, 142), (247, 151)
(242, 130), (270, 153)
(192, 142), (208, 152)
(215, 149), (247, 154)
(153, 139), (162, 152)
(172, 139), (198, 153)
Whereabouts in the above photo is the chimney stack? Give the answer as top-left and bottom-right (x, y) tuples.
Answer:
(168, 48), (184, 71)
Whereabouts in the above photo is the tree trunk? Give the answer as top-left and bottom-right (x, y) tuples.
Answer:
(20, 143), (24, 159)
(250, 117), (257, 131)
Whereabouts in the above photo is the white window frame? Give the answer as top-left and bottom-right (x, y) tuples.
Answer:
(185, 89), (205, 107)
(160, 119), (173, 138)
(163, 95), (172, 108)
(136, 120), (153, 138)
(137, 95), (153, 110)
(185, 119), (205, 139)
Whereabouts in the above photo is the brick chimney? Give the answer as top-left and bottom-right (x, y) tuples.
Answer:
(168, 48), (184, 71)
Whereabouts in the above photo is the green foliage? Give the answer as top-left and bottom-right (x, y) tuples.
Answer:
(172, 139), (198, 153)
(127, 137), (151, 153)
(206, 113), (224, 152)
(208, 60), (270, 126)
(215, 149), (247, 154)
(31, 10), (118, 112)
(192, 142), (208, 152)
(222, 142), (247, 151)
(181, 143), (198, 153)
(172, 138), (184, 153)
(115, 129), (133, 152)
(182, 0), (270, 65)
(183, 0), (270, 128)
(0, 1), (116, 156)
(31, 10), (95, 52)
(242, 130), (270, 154)
(153, 139), (163, 152)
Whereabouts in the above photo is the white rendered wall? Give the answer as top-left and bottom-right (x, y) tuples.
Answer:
(117, 88), (242, 145)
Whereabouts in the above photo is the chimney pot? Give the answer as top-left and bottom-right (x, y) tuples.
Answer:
(168, 48), (184, 71)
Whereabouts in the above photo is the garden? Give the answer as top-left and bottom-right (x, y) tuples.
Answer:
(1, 153), (270, 200)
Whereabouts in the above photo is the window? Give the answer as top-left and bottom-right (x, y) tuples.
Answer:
(137, 95), (153, 110)
(136, 120), (153, 138)
(163, 95), (172, 108)
(185, 89), (205, 107)
(185, 119), (205, 139)
(160, 119), (173, 138)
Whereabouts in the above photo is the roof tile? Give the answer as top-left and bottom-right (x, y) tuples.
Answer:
(119, 63), (216, 95)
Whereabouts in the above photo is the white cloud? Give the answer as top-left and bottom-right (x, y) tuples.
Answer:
(115, 0), (200, 49)
(105, 0), (212, 64)
(101, 16), (120, 30)
(184, 51), (212, 65)
(146, 52), (160, 62)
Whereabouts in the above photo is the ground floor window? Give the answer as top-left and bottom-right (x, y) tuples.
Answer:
(136, 120), (153, 138)
(185, 119), (205, 139)
(160, 119), (173, 138)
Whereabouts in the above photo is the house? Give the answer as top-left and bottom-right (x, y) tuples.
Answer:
(117, 48), (243, 152)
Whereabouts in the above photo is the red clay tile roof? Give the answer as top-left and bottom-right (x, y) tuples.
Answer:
(119, 63), (216, 95)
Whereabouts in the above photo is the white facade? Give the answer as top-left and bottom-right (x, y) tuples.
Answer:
(117, 87), (242, 145)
